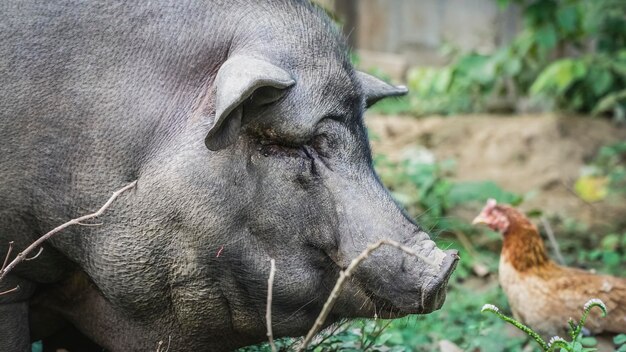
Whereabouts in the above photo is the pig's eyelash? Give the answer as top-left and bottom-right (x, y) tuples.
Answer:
(258, 143), (308, 158)
(259, 133), (330, 158)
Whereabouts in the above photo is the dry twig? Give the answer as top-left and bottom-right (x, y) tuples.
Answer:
(266, 258), (277, 352)
(77, 221), (104, 227)
(362, 319), (393, 351)
(0, 240), (17, 294)
(24, 247), (44, 261)
(1, 241), (14, 271)
(0, 180), (137, 283)
(156, 336), (171, 352)
(297, 239), (438, 351)
(0, 285), (20, 296)
(295, 320), (350, 350)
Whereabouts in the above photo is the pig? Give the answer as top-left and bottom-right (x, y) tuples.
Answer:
(0, 0), (458, 351)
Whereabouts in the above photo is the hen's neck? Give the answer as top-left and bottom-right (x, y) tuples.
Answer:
(501, 220), (551, 272)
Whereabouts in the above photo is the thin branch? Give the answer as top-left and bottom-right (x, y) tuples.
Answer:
(541, 216), (565, 265)
(266, 258), (277, 352)
(362, 319), (393, 351)
(0, 285), (20, 296)
(302, 320), (350, 350)
(2, 241), (14, 271)
(297, 239), (440, 351)
(156, 336), (171, 352)
(24, 247), (44, 261)
(0, 180), (137, 282)
(77, 222), (104, 227)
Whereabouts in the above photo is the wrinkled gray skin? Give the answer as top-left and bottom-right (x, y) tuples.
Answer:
(0, 1), (458, 351)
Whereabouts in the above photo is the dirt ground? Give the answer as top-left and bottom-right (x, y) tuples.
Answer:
(366, 113), (626, 232)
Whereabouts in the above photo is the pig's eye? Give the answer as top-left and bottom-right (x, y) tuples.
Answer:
(258, 143), (313, 160)
(310, 134), (331, 158)
(258, 143), (317, 174)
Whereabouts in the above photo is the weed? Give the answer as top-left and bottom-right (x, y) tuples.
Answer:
(481, 298), (608, 351)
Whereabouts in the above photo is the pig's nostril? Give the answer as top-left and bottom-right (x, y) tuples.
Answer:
(440, 249), (460, 279)
(444, 249), (460, 261)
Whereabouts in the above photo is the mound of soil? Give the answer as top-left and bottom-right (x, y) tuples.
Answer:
(366, 113), (626, 232)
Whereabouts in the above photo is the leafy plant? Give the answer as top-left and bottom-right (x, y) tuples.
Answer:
(576, 232), (626, 276)
(406, 0), (626, 118)
(378, 284), (527, 351)
(573, 141), (626, 202)
(240, 282), (529, 352)
(407, 53), (500, 115)
(481, 298), (608, 351)
(530, 52), (626, 119)
(590, 141), (626, 192)
(615, 334), (626, 352)
(375, 153), (521, 232)
(536, 214), (625, 276)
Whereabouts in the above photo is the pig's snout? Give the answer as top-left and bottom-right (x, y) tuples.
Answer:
(420, 249), (459, 313)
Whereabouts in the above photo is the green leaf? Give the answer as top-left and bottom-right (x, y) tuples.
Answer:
(535, 25), (558, 49)
(589, 68), (614, 96)
(580, 337), (597, 347)
(592, 89), (626, 115)
(31, 341), (43, 352)
(614, 334), (626, 345)
(557, 5), (579, 33)
(407, 67), (438, 94)
(600, 234), (620, 250)
(611, 61), (626, 77)
(572, 341), (583, 350)
(574, 175), (609, 202)
(602, 251), (621, 267)
(530, 59), (587, 95)
(433, 67), (453, 93)
(496, 0), (511, 10)
(504, 58), (522, 76)
(446, 54), (496, 87)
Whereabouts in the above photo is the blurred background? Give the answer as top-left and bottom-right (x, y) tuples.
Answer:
(243, 0), (626, 351)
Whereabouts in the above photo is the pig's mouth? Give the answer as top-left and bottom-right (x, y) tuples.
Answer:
(351, 249), (459, 318)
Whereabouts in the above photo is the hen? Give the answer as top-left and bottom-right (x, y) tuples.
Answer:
(473, 199), (626, 338)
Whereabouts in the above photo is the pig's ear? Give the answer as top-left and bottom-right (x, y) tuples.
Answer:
(205, 56), (295, 151)
(357, 71), (408, 108)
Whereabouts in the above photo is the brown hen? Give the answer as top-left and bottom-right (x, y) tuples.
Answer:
(473, 199), (626, 338)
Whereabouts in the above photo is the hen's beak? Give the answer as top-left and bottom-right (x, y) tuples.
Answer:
(472, 215), (488, 225)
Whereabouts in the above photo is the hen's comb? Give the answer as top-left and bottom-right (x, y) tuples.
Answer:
(485, 198), (497, 209)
